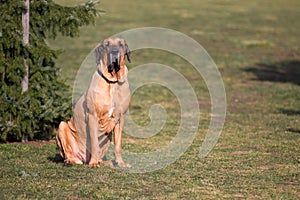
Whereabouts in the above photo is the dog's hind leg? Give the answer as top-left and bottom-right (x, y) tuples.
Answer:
(56, 121), (83, 164)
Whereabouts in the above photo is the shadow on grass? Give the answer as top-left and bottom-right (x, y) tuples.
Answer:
(287, 128), (300, 134)
(244, 60), (300, 85)
(279, 109), (300, 135)
(48, 154), (64, 163)
(279, 108), (300, 116)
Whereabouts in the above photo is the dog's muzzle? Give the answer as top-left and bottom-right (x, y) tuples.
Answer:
(108, 47), (121, 73)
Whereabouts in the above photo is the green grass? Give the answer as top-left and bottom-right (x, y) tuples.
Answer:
(1, 0), (300, 199)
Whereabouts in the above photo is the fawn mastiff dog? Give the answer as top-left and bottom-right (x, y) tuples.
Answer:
(56, 37), (131, 168)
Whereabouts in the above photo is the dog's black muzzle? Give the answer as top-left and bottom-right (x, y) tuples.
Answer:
(108, 47), (121, 73)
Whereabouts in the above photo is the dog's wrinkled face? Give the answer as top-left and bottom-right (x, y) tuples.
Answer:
(95, 37), (131, 74)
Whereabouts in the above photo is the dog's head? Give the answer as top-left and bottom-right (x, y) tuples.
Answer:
(94, 37), (131, 81)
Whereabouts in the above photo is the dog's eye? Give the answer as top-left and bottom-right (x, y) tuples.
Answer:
(118, 41), (123, 47)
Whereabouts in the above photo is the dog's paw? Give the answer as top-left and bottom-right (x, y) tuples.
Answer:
(88, 158), (99, 168)
(99, 160), (114, 167)
(117, 161), (131, 168)
(64, 158), (83, 166)
(88, 162), (99, 168)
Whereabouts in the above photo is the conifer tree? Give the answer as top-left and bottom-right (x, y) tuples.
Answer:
(0, 0), (100, 142)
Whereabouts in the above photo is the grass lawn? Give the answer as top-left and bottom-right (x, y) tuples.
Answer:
(1, 0), (300, 199)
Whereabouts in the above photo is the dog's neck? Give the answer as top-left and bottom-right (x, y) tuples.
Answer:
(97, 68), (118, 84)
(97, 60), (127, 84)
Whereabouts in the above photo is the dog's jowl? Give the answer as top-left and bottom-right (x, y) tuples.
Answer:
(56, 37), (131, 168)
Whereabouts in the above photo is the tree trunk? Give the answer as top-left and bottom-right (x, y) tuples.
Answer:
(21, 0), (29, 142)
(21, 0), (29, 94)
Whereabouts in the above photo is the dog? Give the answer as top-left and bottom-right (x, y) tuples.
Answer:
(56, 37), (131, 168)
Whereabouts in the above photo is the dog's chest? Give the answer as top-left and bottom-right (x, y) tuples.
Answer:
(98, 110), (119, 133)
(95, 85), (125, 133)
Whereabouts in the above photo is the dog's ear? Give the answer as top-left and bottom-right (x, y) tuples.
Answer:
(94, 44), (104, 65)
(125, 43), (131, 63)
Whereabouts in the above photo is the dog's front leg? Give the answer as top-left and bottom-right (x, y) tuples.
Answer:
(114, 114), (131, 167)
(87, 113), (99, 168)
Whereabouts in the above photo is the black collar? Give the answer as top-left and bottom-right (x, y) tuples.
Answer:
(97, 68), (118, 84)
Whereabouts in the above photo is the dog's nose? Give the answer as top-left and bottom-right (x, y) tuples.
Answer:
(111, 46), (119, 54)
